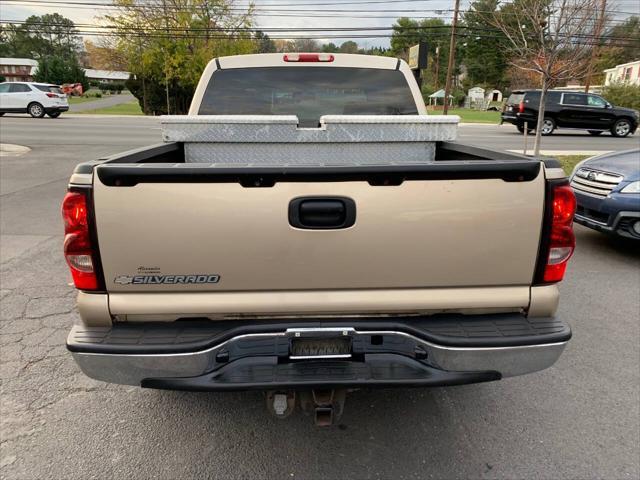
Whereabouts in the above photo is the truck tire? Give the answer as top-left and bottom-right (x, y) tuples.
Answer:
(28, 102), (45, 118)
(540, 117), (555, 136)
(587, 130), (602, 136)
(611, 118), (632, 138)
(517, 124), (533, 134)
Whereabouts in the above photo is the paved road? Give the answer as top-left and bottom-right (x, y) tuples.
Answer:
(1, 116), (639, 479)
(68, 93), (136, 113)
(0, 114), (639, 153)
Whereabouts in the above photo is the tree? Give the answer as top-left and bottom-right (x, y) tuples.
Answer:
(484, 0), (604, 155)
(600, 83), (640, 110)
(462, 0), (509, 89)
(273, 39), (295, 52)
(0, 25), (11, 57)
(339, 41), (359, 54)
(105, 0), (256, 114)
(292, 39), (321, 52)
(34, 56), (89, 91)
(593, 16), (640, 83)
(391, 18), (457, 91)
(362, 46), (393, 56)
(322, 42), (339, 53)
(254, 30), (276, 53)
(83, 39), (128, 70)
(2, 14), (82, 59)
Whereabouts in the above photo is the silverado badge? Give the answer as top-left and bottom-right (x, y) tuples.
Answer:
(114, 274), (220, 285)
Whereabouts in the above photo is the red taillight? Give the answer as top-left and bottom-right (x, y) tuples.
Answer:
(518, 101), (525, 113)
(283, 53), (334, 62)
(542, 185), (576, 283)
(46, 92), (57, 98)
(551, 184), (577, 224)
(62, 191), (98, 290)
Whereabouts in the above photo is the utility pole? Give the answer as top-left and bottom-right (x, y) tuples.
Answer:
(443, 0), (460, 115)
(434, 45), (440, 91)
(162, 0), (171, 114)
(584, 0), (607, 93)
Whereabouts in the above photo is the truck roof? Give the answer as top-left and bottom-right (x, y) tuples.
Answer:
(191, 53), (420, 116)
(215, 53), (401, 70)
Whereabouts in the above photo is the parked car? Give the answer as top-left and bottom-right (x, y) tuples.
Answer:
(0, 82), (69, 118)
(63, 53), (576, 425)
(502, 90), (639, 137)
(570, 149), (640, 239)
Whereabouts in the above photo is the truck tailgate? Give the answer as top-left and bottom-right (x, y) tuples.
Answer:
(93, 163), (545, 298)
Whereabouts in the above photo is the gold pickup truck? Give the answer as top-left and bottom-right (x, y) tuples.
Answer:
(63, 53), (576, 425)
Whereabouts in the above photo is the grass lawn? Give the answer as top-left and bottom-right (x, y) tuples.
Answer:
(78, 100), (143, 115)
(68, 96), (101, 104)
(554, 155), (590, 175)
(444, 108), (501, 124)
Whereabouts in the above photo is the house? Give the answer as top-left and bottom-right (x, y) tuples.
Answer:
(485, 89), (502, 102)
(0, 58), (38, 82)
(84, 69), (131, 84)
(603, 60), (640, 86)
(467, 87), (485, 103)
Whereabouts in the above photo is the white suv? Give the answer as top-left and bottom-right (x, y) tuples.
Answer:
(0, 82), (69, 118)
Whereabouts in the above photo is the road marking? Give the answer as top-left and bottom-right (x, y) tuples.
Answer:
(507, 149), (613, 156)
(0, 144), (30, 157)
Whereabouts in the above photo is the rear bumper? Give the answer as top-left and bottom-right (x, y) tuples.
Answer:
(45, 106), (69, 113)
(68, 314), (570, 390)
(573, 189), (640, 239)
(501, 113), (519, 125)
(575, 211), (640, 238)
(501, 113), (535, 127)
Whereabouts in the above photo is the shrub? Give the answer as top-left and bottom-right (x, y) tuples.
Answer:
(34, 56), (89, 92)
(601, 83), (640, 111)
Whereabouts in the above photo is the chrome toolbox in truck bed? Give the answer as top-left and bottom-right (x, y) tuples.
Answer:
(160, 114), (459, 165)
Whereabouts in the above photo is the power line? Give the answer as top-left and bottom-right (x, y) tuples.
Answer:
(4, 19), (638, 43)
(2, 1), (634, 25)
(3, 0), (639, 15)
(1, 8), (634, 25)
(2, 25), (637, 48)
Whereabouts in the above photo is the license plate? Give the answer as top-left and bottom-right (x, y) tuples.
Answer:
(290, 337), (352, 359)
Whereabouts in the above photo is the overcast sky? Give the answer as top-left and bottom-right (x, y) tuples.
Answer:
(1, 0), (638, 48)
(1, 0), (465, 48)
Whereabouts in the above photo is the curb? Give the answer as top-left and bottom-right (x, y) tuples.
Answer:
(62, 114), (154, 119)
(458, 122), (502, 126)
(507, 150), (611, 156)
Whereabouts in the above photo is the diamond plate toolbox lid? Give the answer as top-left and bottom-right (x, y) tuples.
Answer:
(160, 114), (459, 144)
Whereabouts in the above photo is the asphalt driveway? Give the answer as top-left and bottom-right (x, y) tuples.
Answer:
(0, 116), (638, 479)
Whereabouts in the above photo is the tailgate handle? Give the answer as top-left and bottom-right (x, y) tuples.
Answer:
(289, 197), (356, 229)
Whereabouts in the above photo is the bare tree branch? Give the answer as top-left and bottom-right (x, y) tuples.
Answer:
(482, 0), (603, 155)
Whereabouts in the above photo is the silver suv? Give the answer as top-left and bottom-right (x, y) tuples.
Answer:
(0, 81), (69, 118)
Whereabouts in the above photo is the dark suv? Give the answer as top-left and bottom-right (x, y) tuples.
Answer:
(501, 90), (639, 137)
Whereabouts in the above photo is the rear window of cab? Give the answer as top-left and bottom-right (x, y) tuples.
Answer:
(198, 67), (418, 127)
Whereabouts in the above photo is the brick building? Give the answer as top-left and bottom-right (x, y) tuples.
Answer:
(0, 58), (38, 82)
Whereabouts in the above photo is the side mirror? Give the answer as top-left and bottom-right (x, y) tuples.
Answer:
(606, 102), (613, 108)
